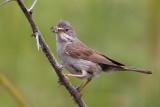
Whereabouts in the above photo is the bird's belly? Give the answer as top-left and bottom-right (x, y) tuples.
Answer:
(59, 55), (102, 78)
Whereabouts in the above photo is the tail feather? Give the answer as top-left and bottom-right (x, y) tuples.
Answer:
(122, 66), (152, 74)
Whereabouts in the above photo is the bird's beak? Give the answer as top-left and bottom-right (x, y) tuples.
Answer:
(51, 27), (64, 34)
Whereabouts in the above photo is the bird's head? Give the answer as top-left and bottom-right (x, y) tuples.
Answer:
(51, 20), (77, 42)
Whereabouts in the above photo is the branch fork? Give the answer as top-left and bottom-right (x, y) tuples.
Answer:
(28, 0), (37, 14)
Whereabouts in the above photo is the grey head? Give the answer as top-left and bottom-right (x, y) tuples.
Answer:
(55, 20), (77, 38)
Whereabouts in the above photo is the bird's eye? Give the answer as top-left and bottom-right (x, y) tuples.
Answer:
(65, 28), (69, 32)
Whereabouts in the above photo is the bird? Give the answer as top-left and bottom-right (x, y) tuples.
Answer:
(51, 20), (152, 93)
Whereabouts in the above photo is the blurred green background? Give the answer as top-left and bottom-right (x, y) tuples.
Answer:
(0, 0), (160, 107)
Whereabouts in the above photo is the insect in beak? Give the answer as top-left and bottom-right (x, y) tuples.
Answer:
(51, 26), (64, 33)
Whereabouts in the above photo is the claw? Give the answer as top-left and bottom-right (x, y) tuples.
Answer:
(58, 74), (70, 87)
(73, 83), (84, 91)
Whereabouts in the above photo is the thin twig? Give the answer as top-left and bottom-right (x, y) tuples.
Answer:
(0, 71), (29, 107)
(28, 0), (37, 13)
(1, 0), (87, 106)
(35, 33), (40, 50)
(0, 0), (12, 6)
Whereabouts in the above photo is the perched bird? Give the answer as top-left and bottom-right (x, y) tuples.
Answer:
(51, 20), (152, 93)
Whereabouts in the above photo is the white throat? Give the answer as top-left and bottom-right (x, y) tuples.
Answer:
(56, 33), (74, 60)
(56, 33), (74, 42)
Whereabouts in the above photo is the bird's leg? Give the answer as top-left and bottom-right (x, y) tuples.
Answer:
(64, 70), (91, 93)
(64, 70), (87, 80)
(78, 78), (92, 93)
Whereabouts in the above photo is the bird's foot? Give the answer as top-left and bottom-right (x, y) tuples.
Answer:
(64, 74), (70, 81)
(73, 84), (84, 96)
(73, 83), (84, 91)
(57, 74), (70, 87)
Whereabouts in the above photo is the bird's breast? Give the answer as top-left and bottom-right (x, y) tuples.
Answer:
(56, 37), (102, 78)
(59, 54), (102, 78)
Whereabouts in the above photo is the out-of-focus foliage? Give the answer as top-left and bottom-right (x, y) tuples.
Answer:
(0, 0), (159, 107)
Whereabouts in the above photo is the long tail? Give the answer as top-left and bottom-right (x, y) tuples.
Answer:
(122, 66), (152, 74)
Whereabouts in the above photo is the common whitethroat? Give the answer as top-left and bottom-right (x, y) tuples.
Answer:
(51, 20), (152, 93)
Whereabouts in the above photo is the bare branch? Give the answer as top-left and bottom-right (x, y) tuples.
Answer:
(8, 0), (87, 106)
(0, 0), (12, 6)
(28, 0), (37, 13)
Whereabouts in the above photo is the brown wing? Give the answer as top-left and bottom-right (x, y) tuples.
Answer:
(65, 39), (125, 67)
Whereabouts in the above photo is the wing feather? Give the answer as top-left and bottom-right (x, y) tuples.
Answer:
(65, 39), (124, 67)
